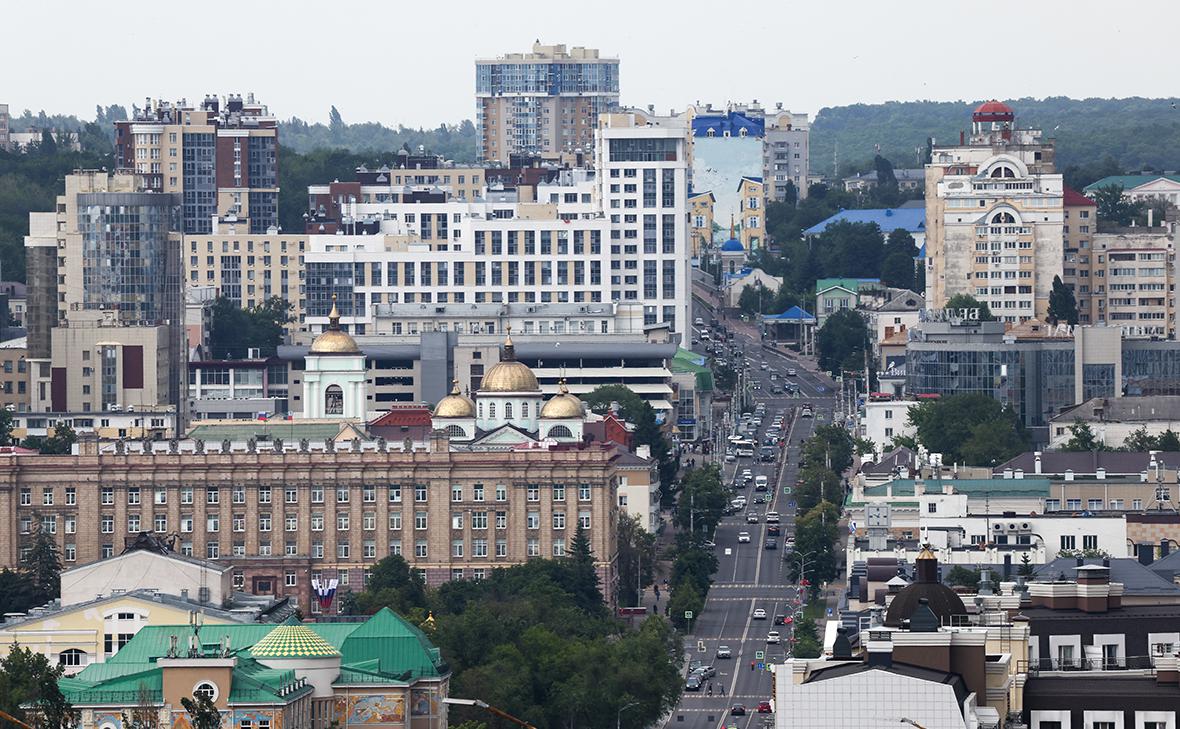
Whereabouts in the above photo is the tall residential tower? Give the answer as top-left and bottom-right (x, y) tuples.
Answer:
(476, 42), (619, 164)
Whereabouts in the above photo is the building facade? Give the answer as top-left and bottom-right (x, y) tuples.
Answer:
(0, 336), (27, 412)
(0, 103), (9, 150)
(737, 176), (765, 251)
(925, 101), (1063, 322)
(475, 42), (619, 164)
(114, 94), (279, 234)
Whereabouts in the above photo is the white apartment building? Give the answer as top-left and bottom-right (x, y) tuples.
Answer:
(925, 101), (1064, 322)
(861, 399), (918, 458)
(303, 113), (691, 336)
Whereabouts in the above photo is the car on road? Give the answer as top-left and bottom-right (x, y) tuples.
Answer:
(737, 531), (751, 543)
(757, 701), (773, 714)
(785, 537), (795, 548)
(770, 385), (783, 395)
(759, 446), (777, 462)
(766, 631), (781, 644)
(767, 524), (780, 535)
(746, 512), (759, 524)
(787, 368), (797, 376)
(753, 608), (767, 620)
(774, 614), (788, 625)
(684, 675), (703, 691)
(800, 405), (813, 418)
(753, 494), (766, 504)
(724, 452), (736, 463)
(692, 665), (716, 680)
(754, 475), (769, 491)
(741, 469), (753, 480)
(730, 705), (746, 716)
(695, 317), (704, 326)
(764, 538), (778, 550)
(760, 362), (769, 370)
(766, 511), (780, 523)
(716, 645), (732, 659)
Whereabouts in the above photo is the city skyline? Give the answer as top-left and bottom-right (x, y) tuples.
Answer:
(7, 0), (1179, 128)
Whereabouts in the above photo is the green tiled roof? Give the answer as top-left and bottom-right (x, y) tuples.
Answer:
(863, 478), (1051, 499)
(1083, 174), (1180, 193)
(252, 625), (341, 658)
(671, 349), (714, 392)
(338, 608), (445, 680)
(187, 421), (349, 441)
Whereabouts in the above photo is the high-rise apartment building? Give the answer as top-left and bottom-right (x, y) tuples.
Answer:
(925, 101), (1063, 322)
(1062, 187), (1098, 322)
(114, 94), (278, 235)
(761, 106), (810, 202)
(24, 171), (184, 419)
(301, 110), (691, 334)
(476, 42), (619, 163)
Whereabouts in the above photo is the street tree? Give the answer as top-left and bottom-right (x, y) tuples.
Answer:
(21, 519), (62, 606)
(180, 692), (222, 729)
(582, 384), (675, 494)
(944, 293), (996, 321)
(816, 308), (870, 377)
(616, 513), (657, 607)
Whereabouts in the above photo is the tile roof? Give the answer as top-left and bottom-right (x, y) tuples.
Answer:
(251, 624), (341, 658)
(368, 406), (433, 428)
(804, 208), (926, 236)
(1083, 174), (1180, 194)
(1062, 186), (1096, 207)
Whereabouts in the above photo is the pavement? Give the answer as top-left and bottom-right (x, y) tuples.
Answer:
(662, 297), (839, 729)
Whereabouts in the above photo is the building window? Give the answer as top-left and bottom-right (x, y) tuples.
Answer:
(58, 649), (86, 668)
(1060, 535), (1076, 550)
(553, 484), (565, 502)
(1083, 534), (1098, 550)
(578, 511), (591, 529)
(415, 484), (428, 502)
(390, 485), (402, 503)
(325, 385), (344, 415)
(552, 512), (566, 530)
(193, 682), (217, 701)
(389, 513), (402, 530)
(496, 484), (507, 502)
(362, 485), (375, 503)
(579, 484), (592, 501)
(527, 485), (540, 502)
(452, 485), (463, 502)
(527, 512), (540, 530)
(552, 539), (566, 557)
(473, 484), (485, 502)
(285, 571), (297, 587)
(415, 512), (428, 530)
(338, 543), (350, 559)
(415, 540), (428, 558)
(286, 487), (299, 504)
(527, 539), (540, 557)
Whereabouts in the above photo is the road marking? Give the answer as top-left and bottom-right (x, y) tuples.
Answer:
(727, 598), (754, 698)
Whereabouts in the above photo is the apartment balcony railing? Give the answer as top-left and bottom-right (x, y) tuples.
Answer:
(1018, 655), (1159, 675)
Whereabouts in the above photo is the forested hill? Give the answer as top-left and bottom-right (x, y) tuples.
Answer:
(811, 96), (1180, 177)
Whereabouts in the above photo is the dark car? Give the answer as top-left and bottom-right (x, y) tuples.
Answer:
(774, 614), (787, 625)
(730, 705), (746, 716)
(767, 524), (781, 536)
(685, 675), (703, 691)
(764, 538), (778, 550)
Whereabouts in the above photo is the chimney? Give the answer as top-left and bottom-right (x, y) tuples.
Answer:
(1065, 469), (1074, 481)
(1139, 543), (1155, 565)
(1096, 467), (1106, 480)
(866, 634), (893, 668)
(1034, 451), (1042, 475)
(1163, 539), (1172, 558)
(832, 627), (854, 659)
(1015, 469), (1024, 480)
(1003, 468), (1013, 480)
(1149, 207), (1155, 227)
(1076, 556), (1085, 567)
(960, 130), (965, 145)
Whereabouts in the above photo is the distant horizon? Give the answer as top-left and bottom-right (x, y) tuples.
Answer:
(5, 0), (1179, 128)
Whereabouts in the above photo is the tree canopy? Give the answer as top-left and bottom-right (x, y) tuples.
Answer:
(816, 308), (870, 376)
(581, 384), (676, 495)
(907, 393), (1030, 465)
(1047, 275), (1079, 326)
(1091, 184), (1144, 226)
(944, 293), (996, 322)
(0, 645), (75, 729)
(1060, 420), (1106, 452)
(208, 296), (293, 359)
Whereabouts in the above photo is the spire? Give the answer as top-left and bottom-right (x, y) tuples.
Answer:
(450, 379), (461, 395)
(729, 214), (736, 240)
(328, 293), (341, 331)
(559, 378), (569, 395)
(503, 327), (516, 361)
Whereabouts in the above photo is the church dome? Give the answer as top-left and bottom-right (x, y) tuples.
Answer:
(479, 333), (539, 393)
(434, 381), (475, 418)
(720, 238), (745, 252)
(309, 296), (359, 354)
(540, 381), (584, 419)
(251, 624), (340, 659)
(883, 546), (967, 627)
(973, 100), (1014, 123)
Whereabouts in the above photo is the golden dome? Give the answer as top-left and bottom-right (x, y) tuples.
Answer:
(309, 296), (359, 354)
(479, 331), (540, 393)
(916, 545), (937, 561)
(540, 381), (584, 419)
(434, 381), (475, 418)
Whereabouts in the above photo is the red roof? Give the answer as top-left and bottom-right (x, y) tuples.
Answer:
(973, 100), (1014, 122)
(368, 406), (433, 428)
(1062, 186), (1095, 208)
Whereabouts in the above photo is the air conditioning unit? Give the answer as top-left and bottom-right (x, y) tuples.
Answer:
(993, 523), (1004, 532)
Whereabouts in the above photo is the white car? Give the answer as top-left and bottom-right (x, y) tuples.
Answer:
(787, 368), (797, 376)
(766, 511), (780, 524)
(754, 475), (769, 489)
(753, 608), (767, 619)
(695, 317), (705, 326)
(737, 531), (751, 543)
(766, 631), (781, 644)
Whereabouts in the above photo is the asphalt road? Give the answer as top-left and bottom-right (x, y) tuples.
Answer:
(667, 308), (837, 729)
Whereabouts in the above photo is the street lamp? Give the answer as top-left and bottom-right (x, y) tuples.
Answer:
(443, 697), (536, 729)
(617, 700), (641, 729)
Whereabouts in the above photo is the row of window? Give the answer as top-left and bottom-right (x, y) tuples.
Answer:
(21, 482), (598, 507)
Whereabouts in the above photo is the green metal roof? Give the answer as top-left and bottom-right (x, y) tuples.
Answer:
(1083, 174), (1180, 193)
(187, 421), (350, 441)
(862, 478), (1050, 499)
(338, 608), (445, 680)
(671, 348), (714, 392)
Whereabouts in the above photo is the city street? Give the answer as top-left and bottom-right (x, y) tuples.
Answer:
(666, 301), (837, 728)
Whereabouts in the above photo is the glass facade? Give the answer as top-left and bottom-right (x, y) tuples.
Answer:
(1082, 363), (1116, 401)
(608, 138), (679, 163)
(476, 61), (618, 96)
(182, 132), (216, 234)
(1124, 346), (1180, 396)
(248, 191), (278, 234)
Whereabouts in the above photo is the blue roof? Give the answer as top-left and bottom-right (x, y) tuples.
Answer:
(916, 243), (926, 260)
(763, 305), (816, 323)
(692, 111), (765, 138)
(803, 208), (926, 237)
(720, 238), (745, 252)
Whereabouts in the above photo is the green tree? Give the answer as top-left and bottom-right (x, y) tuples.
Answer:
(0, 645), (76, 729)
(908, 394), (1028, 465)
(1092, 184), (1143, 225)
(1047, 275), (1079, 326)
(0, 410), (13, 445)
(1061, 419), (1105, 452)
(1124, 426), (1157, 452)
(0, 569), (39, 615)
(816, 308), (870, 376)
(674, 465), (727, 541)
(180, 692), (222, 729)
(355, 554), (428, 615)
(944, 293), (996, 322)
(1158, 430), (1180, 451)
(582, 384), (676, 496)
(945, 566), (981, 590)
(616, 513), (656, 607)
(565, 523), (603, 613)
(667, 580), (703, 632)
(208, 296), (293, 359)
(21, 519), (62, 606)
(880, 250), (916, 290)
(792, 616), (822, 659)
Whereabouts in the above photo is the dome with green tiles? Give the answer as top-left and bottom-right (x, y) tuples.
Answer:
(251, 624), (341, 659)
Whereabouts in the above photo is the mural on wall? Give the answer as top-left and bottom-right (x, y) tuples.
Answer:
(171, 710), (229, 729)
(347, 694), (405, 724)
(95, 712), (123, 729)
(233, 709), (275, 729)
(410, 689), (437, 717)
(692, 136), (762, 227)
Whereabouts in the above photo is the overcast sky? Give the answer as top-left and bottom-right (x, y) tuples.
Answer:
(8, 0), (1177, 127)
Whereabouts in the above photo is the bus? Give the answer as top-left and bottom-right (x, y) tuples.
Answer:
(734, 439), (756, 458)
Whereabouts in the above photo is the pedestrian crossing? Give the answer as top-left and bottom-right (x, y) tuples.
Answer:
(710, 583), (795, 589)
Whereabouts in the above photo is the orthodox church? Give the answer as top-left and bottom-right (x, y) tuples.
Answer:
(303, 304), (590, 448)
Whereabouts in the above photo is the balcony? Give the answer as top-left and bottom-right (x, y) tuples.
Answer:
(1020, 655), (1160, 675)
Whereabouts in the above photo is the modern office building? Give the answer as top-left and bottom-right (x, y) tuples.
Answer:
(24, 171), (186, 420)
(475, 42), (619, 164)
(905, 319), (1180, 436)
(925, 101), (1063, 322)
(115, 94), (279, 234)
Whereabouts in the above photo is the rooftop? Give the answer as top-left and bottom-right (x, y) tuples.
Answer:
(804, 208), (926, 237)
(996, 451), (1180, 475)
(1032, 557), (1180, 597)
(1053, 395), (1180, 424)
(1083, 174), (1180, 194)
